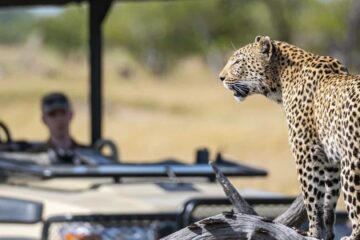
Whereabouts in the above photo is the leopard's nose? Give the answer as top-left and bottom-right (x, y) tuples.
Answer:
(219, 76), (225, 81)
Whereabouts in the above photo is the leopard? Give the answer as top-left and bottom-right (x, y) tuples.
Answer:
(219, 35), (360, 240)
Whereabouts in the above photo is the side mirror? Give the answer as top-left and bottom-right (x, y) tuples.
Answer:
(0, 197), (43, 223)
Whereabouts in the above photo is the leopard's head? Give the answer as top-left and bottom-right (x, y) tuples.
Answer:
(219, 36), (281, 103)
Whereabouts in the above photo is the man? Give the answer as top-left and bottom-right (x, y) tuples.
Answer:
(41, 92), (84, 164)
(0, 93), (88, 164)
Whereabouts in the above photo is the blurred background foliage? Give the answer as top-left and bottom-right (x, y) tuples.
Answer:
(0, 0), (358, 74)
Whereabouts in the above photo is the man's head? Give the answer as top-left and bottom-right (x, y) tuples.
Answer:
(41, 92), (73, 139)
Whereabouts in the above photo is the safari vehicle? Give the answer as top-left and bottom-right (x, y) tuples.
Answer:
(0, 124), (273, 240)
(0, 0), (352, 240)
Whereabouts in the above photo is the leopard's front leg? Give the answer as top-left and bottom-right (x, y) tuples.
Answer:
(290, 135), (327, 239)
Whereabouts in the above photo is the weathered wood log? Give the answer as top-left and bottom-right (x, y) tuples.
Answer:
(161, 162), (312, 240)
(162, 213), (317, 240)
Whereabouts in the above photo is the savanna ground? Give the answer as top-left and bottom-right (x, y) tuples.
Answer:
(0, 45), (317, 201)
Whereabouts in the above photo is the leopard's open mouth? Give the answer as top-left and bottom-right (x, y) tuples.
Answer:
(229, 84), (250, 98)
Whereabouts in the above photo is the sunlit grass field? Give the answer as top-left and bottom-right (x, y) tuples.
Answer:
(0, 45), (301, 195)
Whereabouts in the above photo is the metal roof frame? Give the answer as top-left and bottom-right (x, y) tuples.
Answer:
(0, 0), (82, 7)
(0, 0), (166, 7)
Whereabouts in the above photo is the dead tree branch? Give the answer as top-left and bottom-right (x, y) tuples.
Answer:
(209, 161), (258, 216)
(161, 162), (312, 240)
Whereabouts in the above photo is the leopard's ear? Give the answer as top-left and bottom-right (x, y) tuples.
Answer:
(254, 36), (262, 43)
(257, 36), (272, 61)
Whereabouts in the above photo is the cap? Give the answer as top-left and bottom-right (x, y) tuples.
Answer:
(41, 92), (71, 114)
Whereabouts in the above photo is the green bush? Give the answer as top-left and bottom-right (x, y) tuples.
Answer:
(0, 9), (34, 44)
(35, 6), (87, 54)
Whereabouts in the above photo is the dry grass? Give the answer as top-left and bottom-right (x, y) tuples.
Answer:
(1, 45), (301, 196)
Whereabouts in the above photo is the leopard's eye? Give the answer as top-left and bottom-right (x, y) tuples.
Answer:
(234, 60), (241, 64)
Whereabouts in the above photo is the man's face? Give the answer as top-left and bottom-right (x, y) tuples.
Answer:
(43, 108), (73, 138)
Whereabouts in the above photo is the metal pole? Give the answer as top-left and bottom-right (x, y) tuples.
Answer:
(89, 0), (112, 145)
